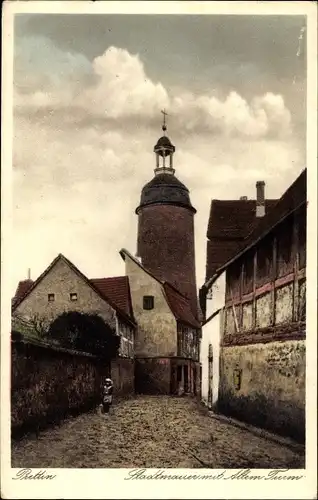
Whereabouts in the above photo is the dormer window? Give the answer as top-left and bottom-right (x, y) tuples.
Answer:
(70, 293), (78, 301)
(143, 295), (154, 310)
(48, 293), (55, 302)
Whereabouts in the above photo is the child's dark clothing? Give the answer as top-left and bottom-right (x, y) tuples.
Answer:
(102, 383), (113, 414)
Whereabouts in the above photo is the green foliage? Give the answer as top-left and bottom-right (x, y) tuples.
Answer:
(48, 311), (120, 358)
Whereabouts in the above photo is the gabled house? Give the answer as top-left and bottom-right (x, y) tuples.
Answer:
(120, 248), (201, 396)
(200, 170), (306, 442)
(12, 253), (136, 363)
(200, 181), (279, 408)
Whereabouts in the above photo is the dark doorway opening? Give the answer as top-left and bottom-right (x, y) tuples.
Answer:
(184, 365), (189, 393)
(170, 364), (177, 394)
(193, 366), (197, 395)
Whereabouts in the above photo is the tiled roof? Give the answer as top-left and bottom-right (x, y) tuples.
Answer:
(206, 239), (242, 282)
(205, 198), (278, 282)
(163, 282), (201, 329)
(215, 169), (307, 276)
(207, 199), (278, 239)
(243, 169), (307, 249)
(12, 279), (34, 307)
(90, 276), (133, 320)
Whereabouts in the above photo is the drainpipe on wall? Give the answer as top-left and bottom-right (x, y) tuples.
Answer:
(256, 181), (266, 218)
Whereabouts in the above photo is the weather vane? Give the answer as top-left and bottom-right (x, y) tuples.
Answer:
(161, 109), (168, 134)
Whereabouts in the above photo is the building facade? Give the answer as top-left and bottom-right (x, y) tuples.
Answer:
(12, 254), (136, 395)
(200, 180), (278, 409)
(120, 249), (201, 396)
(200, 170), (306, 442)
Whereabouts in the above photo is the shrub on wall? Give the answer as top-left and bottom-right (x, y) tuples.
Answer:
(48, 311), (120, 358)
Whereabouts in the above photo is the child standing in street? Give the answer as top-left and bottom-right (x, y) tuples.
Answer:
(101, 378), (113, 416)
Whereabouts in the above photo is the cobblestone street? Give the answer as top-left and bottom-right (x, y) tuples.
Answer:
(11, 396), (305, 469)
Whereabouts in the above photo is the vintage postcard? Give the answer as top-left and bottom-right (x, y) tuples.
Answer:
(1, 1), (317, 498)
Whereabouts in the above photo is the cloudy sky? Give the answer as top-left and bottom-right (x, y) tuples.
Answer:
(12, 12), (306, 295)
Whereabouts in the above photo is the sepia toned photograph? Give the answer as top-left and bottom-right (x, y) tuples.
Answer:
(3, 2), (315, 485)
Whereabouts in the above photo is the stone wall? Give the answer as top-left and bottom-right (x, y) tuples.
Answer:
(218, 337), (305, 442)
(111, 357), (134, 396)
(137, 204), (198, 315)
(11, 339), (134, 436)
(14, 256), (116, 328)
(124, 254), (177, 357)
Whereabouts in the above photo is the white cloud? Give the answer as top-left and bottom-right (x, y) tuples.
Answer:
(85, 47), (170, 119)
(15, 44), (292, 140)
(172, 90), (292, 139)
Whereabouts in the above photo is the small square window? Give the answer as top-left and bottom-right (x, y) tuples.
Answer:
(70, 293), (78, 301)
(143, 295), (154, 310)
(48, 293), (55, 302)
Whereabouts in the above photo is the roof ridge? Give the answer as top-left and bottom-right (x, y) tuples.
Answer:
(12, 254), (64, 309)
(162, 284), (201, 329)
(90, 276), (126, 281)
(120, 249), (165, 286)
(12, 254), (136, 326)
(162, 280), (189, 300)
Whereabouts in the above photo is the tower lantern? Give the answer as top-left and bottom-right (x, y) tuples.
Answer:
(153, 110), (176, 175)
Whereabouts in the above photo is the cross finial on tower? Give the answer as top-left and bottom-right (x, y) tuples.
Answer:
(161, 109), (168, 134)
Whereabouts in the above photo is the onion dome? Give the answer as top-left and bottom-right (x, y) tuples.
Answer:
(136, 173), (196, 214)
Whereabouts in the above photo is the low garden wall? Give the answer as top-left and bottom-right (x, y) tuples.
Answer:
(11, 337), (134, 436)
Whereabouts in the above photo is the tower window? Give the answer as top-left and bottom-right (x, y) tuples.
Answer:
(70, 293), (78, 301)
(48, 293), (55, 302)
(143, 295), (154, 310)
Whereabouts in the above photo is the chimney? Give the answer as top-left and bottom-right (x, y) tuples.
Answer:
(240, 196), (248, 200)
(256, 181), (265, 217)
(27, 268), (31, 280)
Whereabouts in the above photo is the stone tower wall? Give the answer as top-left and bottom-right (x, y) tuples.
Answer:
(137, 203), (198, 316)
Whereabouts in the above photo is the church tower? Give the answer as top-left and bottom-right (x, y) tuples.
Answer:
(136, 112), (198, 317)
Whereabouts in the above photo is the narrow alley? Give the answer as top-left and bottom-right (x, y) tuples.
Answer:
(11, 396), (305, 469)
